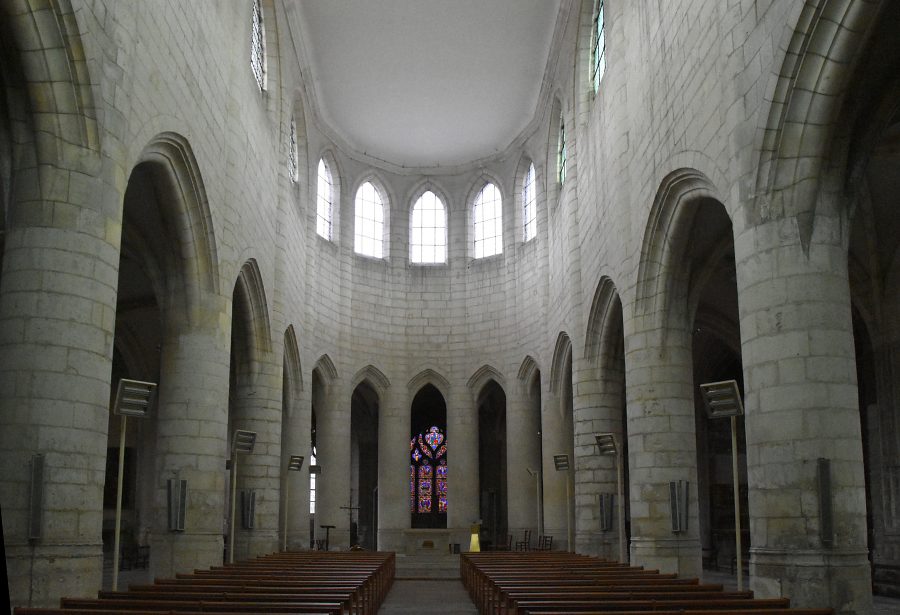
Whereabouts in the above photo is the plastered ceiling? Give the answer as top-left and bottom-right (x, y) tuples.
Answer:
(289, 0), (562, 170)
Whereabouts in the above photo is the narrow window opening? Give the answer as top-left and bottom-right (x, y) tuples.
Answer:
(474, 183), (503, 259)
(317, 159), (334, 240)
(355, 181), (385, 258)
(410, 191), (447, 264)
(523, 163), (537, 242)
(591, 0), (606, 94)
(250, 0), (266, 91)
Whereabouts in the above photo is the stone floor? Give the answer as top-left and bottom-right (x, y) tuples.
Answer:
(377, 579), (477, 615)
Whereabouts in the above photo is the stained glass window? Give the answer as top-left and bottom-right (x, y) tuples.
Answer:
(410, 426), (447, 517)
(250, 0), (266, 91)
(473, 183), (502, 259)
(523, 163), (536, 241)
(591, 0), (606, 95)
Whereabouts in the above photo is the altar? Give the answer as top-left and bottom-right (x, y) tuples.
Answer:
(401, 528), (454, 555)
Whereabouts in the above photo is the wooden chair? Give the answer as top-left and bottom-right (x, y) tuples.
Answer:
(537, 535), (553, 551)
(515, 530), (531, 551)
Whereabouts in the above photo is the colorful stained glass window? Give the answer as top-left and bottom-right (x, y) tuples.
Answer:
(410, 426), (447, 518)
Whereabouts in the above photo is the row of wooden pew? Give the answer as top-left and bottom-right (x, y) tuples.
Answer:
(460, 552), (833, 615)
(15, 550), (395, 615)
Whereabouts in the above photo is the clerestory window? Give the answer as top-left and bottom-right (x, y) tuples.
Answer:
(355, 181), (385, 258)
(523, 163), (537, 241)
(473, 183), (503, 258)
(410, 191), (447, 264)
(558, 115), (567, 186)
(316, 158), (334, 240)
(250, 0), (266, 91)
(591, 0), (606, 94)
(288, 117), (298, 183)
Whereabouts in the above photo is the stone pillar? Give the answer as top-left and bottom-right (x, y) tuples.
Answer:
(625, 324), (701, 576)
(232, 349), (282, 558)
(150, 315), (230, 577)
(736, 215), (871, 613)
(448, 379), (478, 546)
(505, 381), (541, 540)
(542, 375), (575, 551)
(378, 384), (408, 551)
(316, 377), (350, 549)
(0, 175), (121, 607)
(283, 385), (311, 550)
(573, 349), (625, 559)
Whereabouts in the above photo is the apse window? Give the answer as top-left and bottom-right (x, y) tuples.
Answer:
(355, 182), (385, 258)
(558, 115), (567, 185)
(591, 0), (606, 94)
(250, 0), (266, 91)
(316, 159), (334, 240)
(410, 191), (447, 264)
(288, 117), (298, 183)
(473, 183), (503, 258)
(523, 163), (537, 242)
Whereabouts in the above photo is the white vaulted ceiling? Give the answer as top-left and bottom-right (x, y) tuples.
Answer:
(287, 0), (563, 170)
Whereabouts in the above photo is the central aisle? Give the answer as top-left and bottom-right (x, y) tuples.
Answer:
(378, 580), (477, 615)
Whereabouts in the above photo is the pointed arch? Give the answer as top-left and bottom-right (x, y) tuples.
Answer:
(634, 168), (721, 328)
(517, 355), (540, 384)
(549, 332), (573, 394)
(351, 364), (391, 398)
(138, 132), (220, 311)
(234, 258), (272, 357)
(313, 354), (339, 385)
(752, 0), (880, 250)
(283, 325), (303, 416)
(584, 276), (622, 363)
(0, 0), (99, 163)
(407, 368), (450, 399)
(467, 365), (506, 395)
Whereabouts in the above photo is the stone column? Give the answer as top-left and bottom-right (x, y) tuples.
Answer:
(378, 384), (408, 551)
(573, 349), (625, 558)
(542, 375), (575, 551)
(448, 379), (478, 546)
(0, 174), (121, 607)
(283, 385), (311, 550)
(736, 215), (871, 613)
(505, 381), (541, 541)
(316, 377), (350, 549)
(150, 312), (230, 577)
(231, 349), (282, 559)
(625, 323), (701, 576)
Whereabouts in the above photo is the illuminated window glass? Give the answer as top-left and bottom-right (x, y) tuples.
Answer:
(591, 0), (606, 94)
(410, 191), (447, 264)
(309, 452), (317, 514)
(250, 0), (266, 91)
(288, 117), (298, 183)
(557, 115), (567, 186)
(355, 182), (385, 258)
(523, 163), (537, 241)
(473, 183), (502, 258)
(410, 426), (447, 515)
(316, 159), (334, 240)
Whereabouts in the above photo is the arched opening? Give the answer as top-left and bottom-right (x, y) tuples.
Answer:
(103, 161), (168, 582)
(683, 201), (747, 576)
(309, 372), (321, 548)
(477, 380), (507, 549)
(547, 335), (575, 551)
(410, 384), (448, 529)
(840, 2), (900, 594)
(530, 371), (544, 537)
(351, 382), (379, 549)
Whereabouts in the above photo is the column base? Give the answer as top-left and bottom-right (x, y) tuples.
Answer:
(150, 532), (223, 578)
(750, 548), (872, 614)
(630, 536), (701, 577)
(7, 542), (102, 608)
